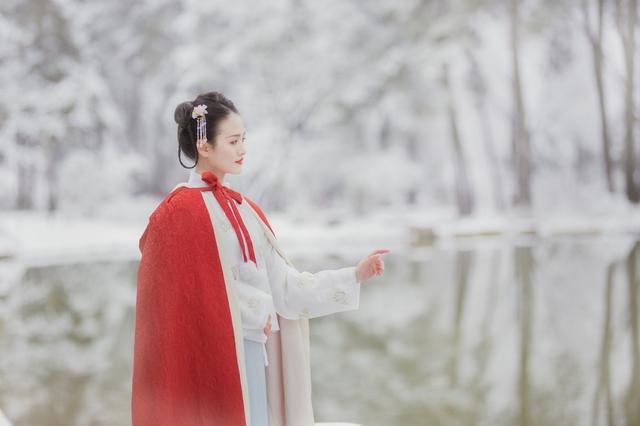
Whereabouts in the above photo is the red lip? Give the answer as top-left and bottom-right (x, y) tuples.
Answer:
(235, 159), (243, 164)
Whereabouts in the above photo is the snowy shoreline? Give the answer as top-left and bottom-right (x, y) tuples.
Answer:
(1, 207), (639, 268)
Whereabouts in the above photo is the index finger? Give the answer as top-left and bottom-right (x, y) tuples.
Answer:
(367, 248), (391, 257)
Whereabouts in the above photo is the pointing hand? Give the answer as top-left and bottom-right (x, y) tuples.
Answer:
(355, 248), (390, 283)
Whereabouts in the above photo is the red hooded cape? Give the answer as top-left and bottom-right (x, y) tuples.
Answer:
(131, 185), (274, 426)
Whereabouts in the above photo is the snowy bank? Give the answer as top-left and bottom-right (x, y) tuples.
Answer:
(2, 204), (640, 268)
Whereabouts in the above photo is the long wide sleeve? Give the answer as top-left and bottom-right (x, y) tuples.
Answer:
(233, 277), (277, 343)
(262, 242), (362, 320)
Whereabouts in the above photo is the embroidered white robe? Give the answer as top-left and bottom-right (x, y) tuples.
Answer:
(183, 169), (361, 363)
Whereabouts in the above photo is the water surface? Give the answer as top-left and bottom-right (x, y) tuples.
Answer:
(0, 235), (638, 425)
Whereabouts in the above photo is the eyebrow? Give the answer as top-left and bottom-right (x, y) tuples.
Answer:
(226, 133), (246, 139)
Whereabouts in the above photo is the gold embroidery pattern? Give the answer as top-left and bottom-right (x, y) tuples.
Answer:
(221, 220), (231, 232)
(299, 308), (310, 319)
(332, 290), (349, 305)
(297, 272), (315, 289)
(247, 298), (261, 315)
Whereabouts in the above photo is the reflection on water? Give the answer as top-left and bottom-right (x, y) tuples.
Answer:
(1, 237), (639, 425)
(0, 261), (137, 426)
(310, 237), (640, 426)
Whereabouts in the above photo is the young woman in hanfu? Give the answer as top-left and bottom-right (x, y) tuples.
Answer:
(132, 91), (389, 426)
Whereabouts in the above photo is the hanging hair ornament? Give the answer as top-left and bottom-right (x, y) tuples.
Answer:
(192, 104), (208, 148)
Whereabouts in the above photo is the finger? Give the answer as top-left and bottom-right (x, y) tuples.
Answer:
(367, 248), (391, 258)
(368, 248), (390, 257)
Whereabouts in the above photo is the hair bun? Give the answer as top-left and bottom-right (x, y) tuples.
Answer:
(174, 101), (194, 127)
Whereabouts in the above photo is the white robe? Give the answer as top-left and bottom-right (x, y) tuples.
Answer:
(184, 169), (362, 366)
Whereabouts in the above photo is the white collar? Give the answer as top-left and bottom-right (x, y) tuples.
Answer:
(186, 169), (231, 189)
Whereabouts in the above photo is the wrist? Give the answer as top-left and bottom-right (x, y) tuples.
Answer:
(354, 266), (362, 283)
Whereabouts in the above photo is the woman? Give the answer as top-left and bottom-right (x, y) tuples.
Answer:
(131, 91), (389, 426)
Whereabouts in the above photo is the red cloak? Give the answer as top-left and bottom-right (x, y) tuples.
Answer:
(131, 185), (274, 425)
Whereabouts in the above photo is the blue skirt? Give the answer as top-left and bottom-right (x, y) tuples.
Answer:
(243, 339), (268, 426)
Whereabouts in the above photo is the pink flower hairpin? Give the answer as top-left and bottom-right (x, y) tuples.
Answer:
(192, 104), (208, 147)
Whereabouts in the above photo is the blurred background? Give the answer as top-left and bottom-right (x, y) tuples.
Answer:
(1, 0), (640, 425)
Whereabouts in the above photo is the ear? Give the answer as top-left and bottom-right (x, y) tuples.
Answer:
(196, 140), (212, 158)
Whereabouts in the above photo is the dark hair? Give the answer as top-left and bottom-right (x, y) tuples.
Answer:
(174, 91), (239, 169)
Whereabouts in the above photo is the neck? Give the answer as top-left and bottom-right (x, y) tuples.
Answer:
(195, 164), (225, 183)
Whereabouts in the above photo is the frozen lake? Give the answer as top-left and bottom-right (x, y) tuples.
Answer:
(0, 234), (639, 425)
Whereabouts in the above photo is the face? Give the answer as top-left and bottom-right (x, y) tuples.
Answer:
(197, 112), (247, 175)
